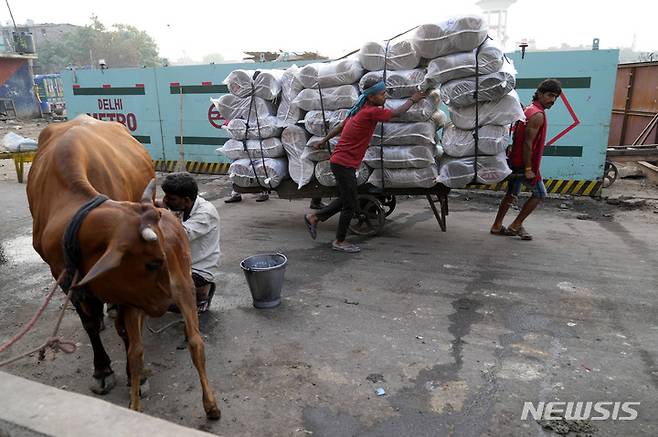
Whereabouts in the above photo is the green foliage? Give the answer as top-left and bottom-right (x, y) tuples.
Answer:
(37, 15), (163, 73)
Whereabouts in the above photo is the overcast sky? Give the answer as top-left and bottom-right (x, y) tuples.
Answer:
(7, 0), (657, 62)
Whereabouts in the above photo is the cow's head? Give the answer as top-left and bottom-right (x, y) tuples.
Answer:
(73, 179), (187, 308)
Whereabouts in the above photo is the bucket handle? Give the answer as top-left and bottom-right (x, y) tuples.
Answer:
(241, 253), (287, 272)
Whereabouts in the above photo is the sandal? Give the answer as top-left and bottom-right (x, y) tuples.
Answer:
(197, 283), (216, 313)
(507, 226), (533, 240)
(490, 225), (509, 236)
(331, 241), (361, 253)
(304, 215), (317, 240)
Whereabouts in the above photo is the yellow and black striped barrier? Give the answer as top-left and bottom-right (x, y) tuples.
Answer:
(469, 179), (602, 197)
(152, 160), (231, 175)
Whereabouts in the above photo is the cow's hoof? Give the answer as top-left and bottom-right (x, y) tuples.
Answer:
(90, 373), (117, 395)
(206, 406), (221, 421)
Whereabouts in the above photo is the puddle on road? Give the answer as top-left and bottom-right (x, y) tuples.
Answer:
(0, 234), (42, 266)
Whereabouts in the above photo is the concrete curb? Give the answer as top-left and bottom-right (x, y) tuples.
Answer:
(0, 371), (217, 437)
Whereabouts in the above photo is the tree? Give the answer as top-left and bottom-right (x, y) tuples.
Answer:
(36, 15), (163, 73)
(201, 53), (224, 64)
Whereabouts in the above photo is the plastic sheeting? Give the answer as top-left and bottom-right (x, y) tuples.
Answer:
(425, 39), (504, 85)
(211, 95), (275, 120)
(224, 69), (284, 100)
(302, 136), (340, 162)
(293, 85), (359, 112)
(315, 160), (371, 187)
(218, 138), (285, 160)
(364, 144), (437, 169)
(442, 124), (510, 157)
(367, 165), (439, 188)
(277, 65), (305, 127)
(228, 157), (289, 188)
(413, 16), (488, 58)
(371, 121), (437, 146)
(387, 98), (436, 122)
(224, 116), (282, 140)
(448, 90), (525, 130)
(298, 59), (364, 89)
(359, 40), (421, 71)
(281, 126), (314, 189)
(359, 69), (425, 99)
(437, 153), (511, 188)
(440, 60), (516, 107)
(303, 109), (350, 136)
(431, 110), (448, 129)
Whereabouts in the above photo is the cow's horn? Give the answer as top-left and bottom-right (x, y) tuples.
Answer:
(141, 227), (158, 242)
(141, 178), (156, 203)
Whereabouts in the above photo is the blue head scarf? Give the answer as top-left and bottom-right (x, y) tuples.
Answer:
(347, 81), (386, 117)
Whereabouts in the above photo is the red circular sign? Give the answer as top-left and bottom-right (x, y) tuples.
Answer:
(208, 104), (224, 129)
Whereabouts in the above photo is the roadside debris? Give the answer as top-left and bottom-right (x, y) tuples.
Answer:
(366, 373), (385, 384)
(375, 388), (386, 396)
(344, 299), (359, 305)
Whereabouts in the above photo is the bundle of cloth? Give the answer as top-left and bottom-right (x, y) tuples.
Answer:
(228, 158), (289, 189)
(359, 40), (420, 71)
(223, 69), (285, 100)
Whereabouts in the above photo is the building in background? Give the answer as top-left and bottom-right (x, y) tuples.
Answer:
(0, 30), (40, 118)
(476, 0), (517, 48)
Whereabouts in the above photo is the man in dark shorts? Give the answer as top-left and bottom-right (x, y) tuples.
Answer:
(490, 79), (562, 241)
(303, 77), (427, 253)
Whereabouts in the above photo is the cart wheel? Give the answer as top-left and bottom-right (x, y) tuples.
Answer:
(603, 161), (618, 188)
(378, 195), (397, 217)
(349, 195), (385, 237)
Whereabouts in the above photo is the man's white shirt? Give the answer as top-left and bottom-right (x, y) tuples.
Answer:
(182, 196), (220, 282)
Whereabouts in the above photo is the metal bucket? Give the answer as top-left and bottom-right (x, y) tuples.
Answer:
(240, 253), (287, 309)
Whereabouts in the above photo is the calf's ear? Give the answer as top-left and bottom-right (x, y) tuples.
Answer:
(74, 244), (125, 289)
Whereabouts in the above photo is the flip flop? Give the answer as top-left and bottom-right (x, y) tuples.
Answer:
(197, 283), (216, 314)
(304, 215), (317, 240)
(490, 225), (509, 236)
(507, 226), (533, 240)
(331, 242), (361, 253)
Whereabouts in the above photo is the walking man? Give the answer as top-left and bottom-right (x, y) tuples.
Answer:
(303, 77), (426, 252)
(490, 79), (562, 240)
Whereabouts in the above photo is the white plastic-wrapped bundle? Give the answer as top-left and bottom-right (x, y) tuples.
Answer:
(425, 40), (504, 85)
(359, 40), (420, 71)
(315, 160), (371, 187)
(224, 116), (282, 140)
(371, 122), (437, 146)
(359, 69), (425, 99)
(364, 145), (437, 169)
(281, 125), (314, 189)
(302, 136), (340, 161)
(437, 153), (511, 188)
(228, 157), (289, 188)
(413, 16), (488, 59)
(431, 110), (448, 129)
(218, 138), (285, 160)
(293, 85), (359, 112)
(442, 124), (510, 157)
(298, 60), (364, 89)
(387, 99), (436, 122)
(449, 90), (525, 130)
(224, 69), (284, 100)
(277, 65), (305, 127)
(367, 165), (439, 188)
(211, 95), (275, 120)
(303, 109), (350, 136)
(441, 60), (516, 107)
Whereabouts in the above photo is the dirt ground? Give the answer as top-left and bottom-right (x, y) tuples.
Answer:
(0, 119), (657, 436)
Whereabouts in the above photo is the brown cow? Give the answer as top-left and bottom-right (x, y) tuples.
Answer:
(26, 114), (220, 420)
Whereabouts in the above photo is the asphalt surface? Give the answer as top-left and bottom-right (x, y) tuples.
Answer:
(0, 171), (656, 437)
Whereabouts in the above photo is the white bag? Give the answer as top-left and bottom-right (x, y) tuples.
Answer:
(302, 136), (340, 162)
(281, 126), (314, 189)
(425, 39), (504, 85)
(440, 60), (516, 107)
(359, 69), (425, 99)
(364, 145), (437, 169)
(449, 90), (525, 130)
(228, 157), (289, 188)
(371, 122), (437, 146)
(359, 40), (420, 71)
(315, 160), (371, 187)
(303, 109), (350, 137)
(413, 16), (488, 58)
(2, 132), (38, 152)
(367, 165), (439, 188)
(211, 95), (275, 120)
(223, 69), (284, 100)
(387, 98), (437, 122)
(442, 123), (510, 157)
(437, 153), (511, 188)
(298, 59), (364, 89)
(293, 85), (359, 112)
(431, 110), (448, 129)
(224, 116), (282, 140)
(276, 65), (305, 127)
(217, 138), (285, 160)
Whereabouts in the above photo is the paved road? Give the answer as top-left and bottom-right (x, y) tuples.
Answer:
(0, 176), (656, 436)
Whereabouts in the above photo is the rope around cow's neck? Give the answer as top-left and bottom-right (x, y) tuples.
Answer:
(0, 271), (78, 367)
